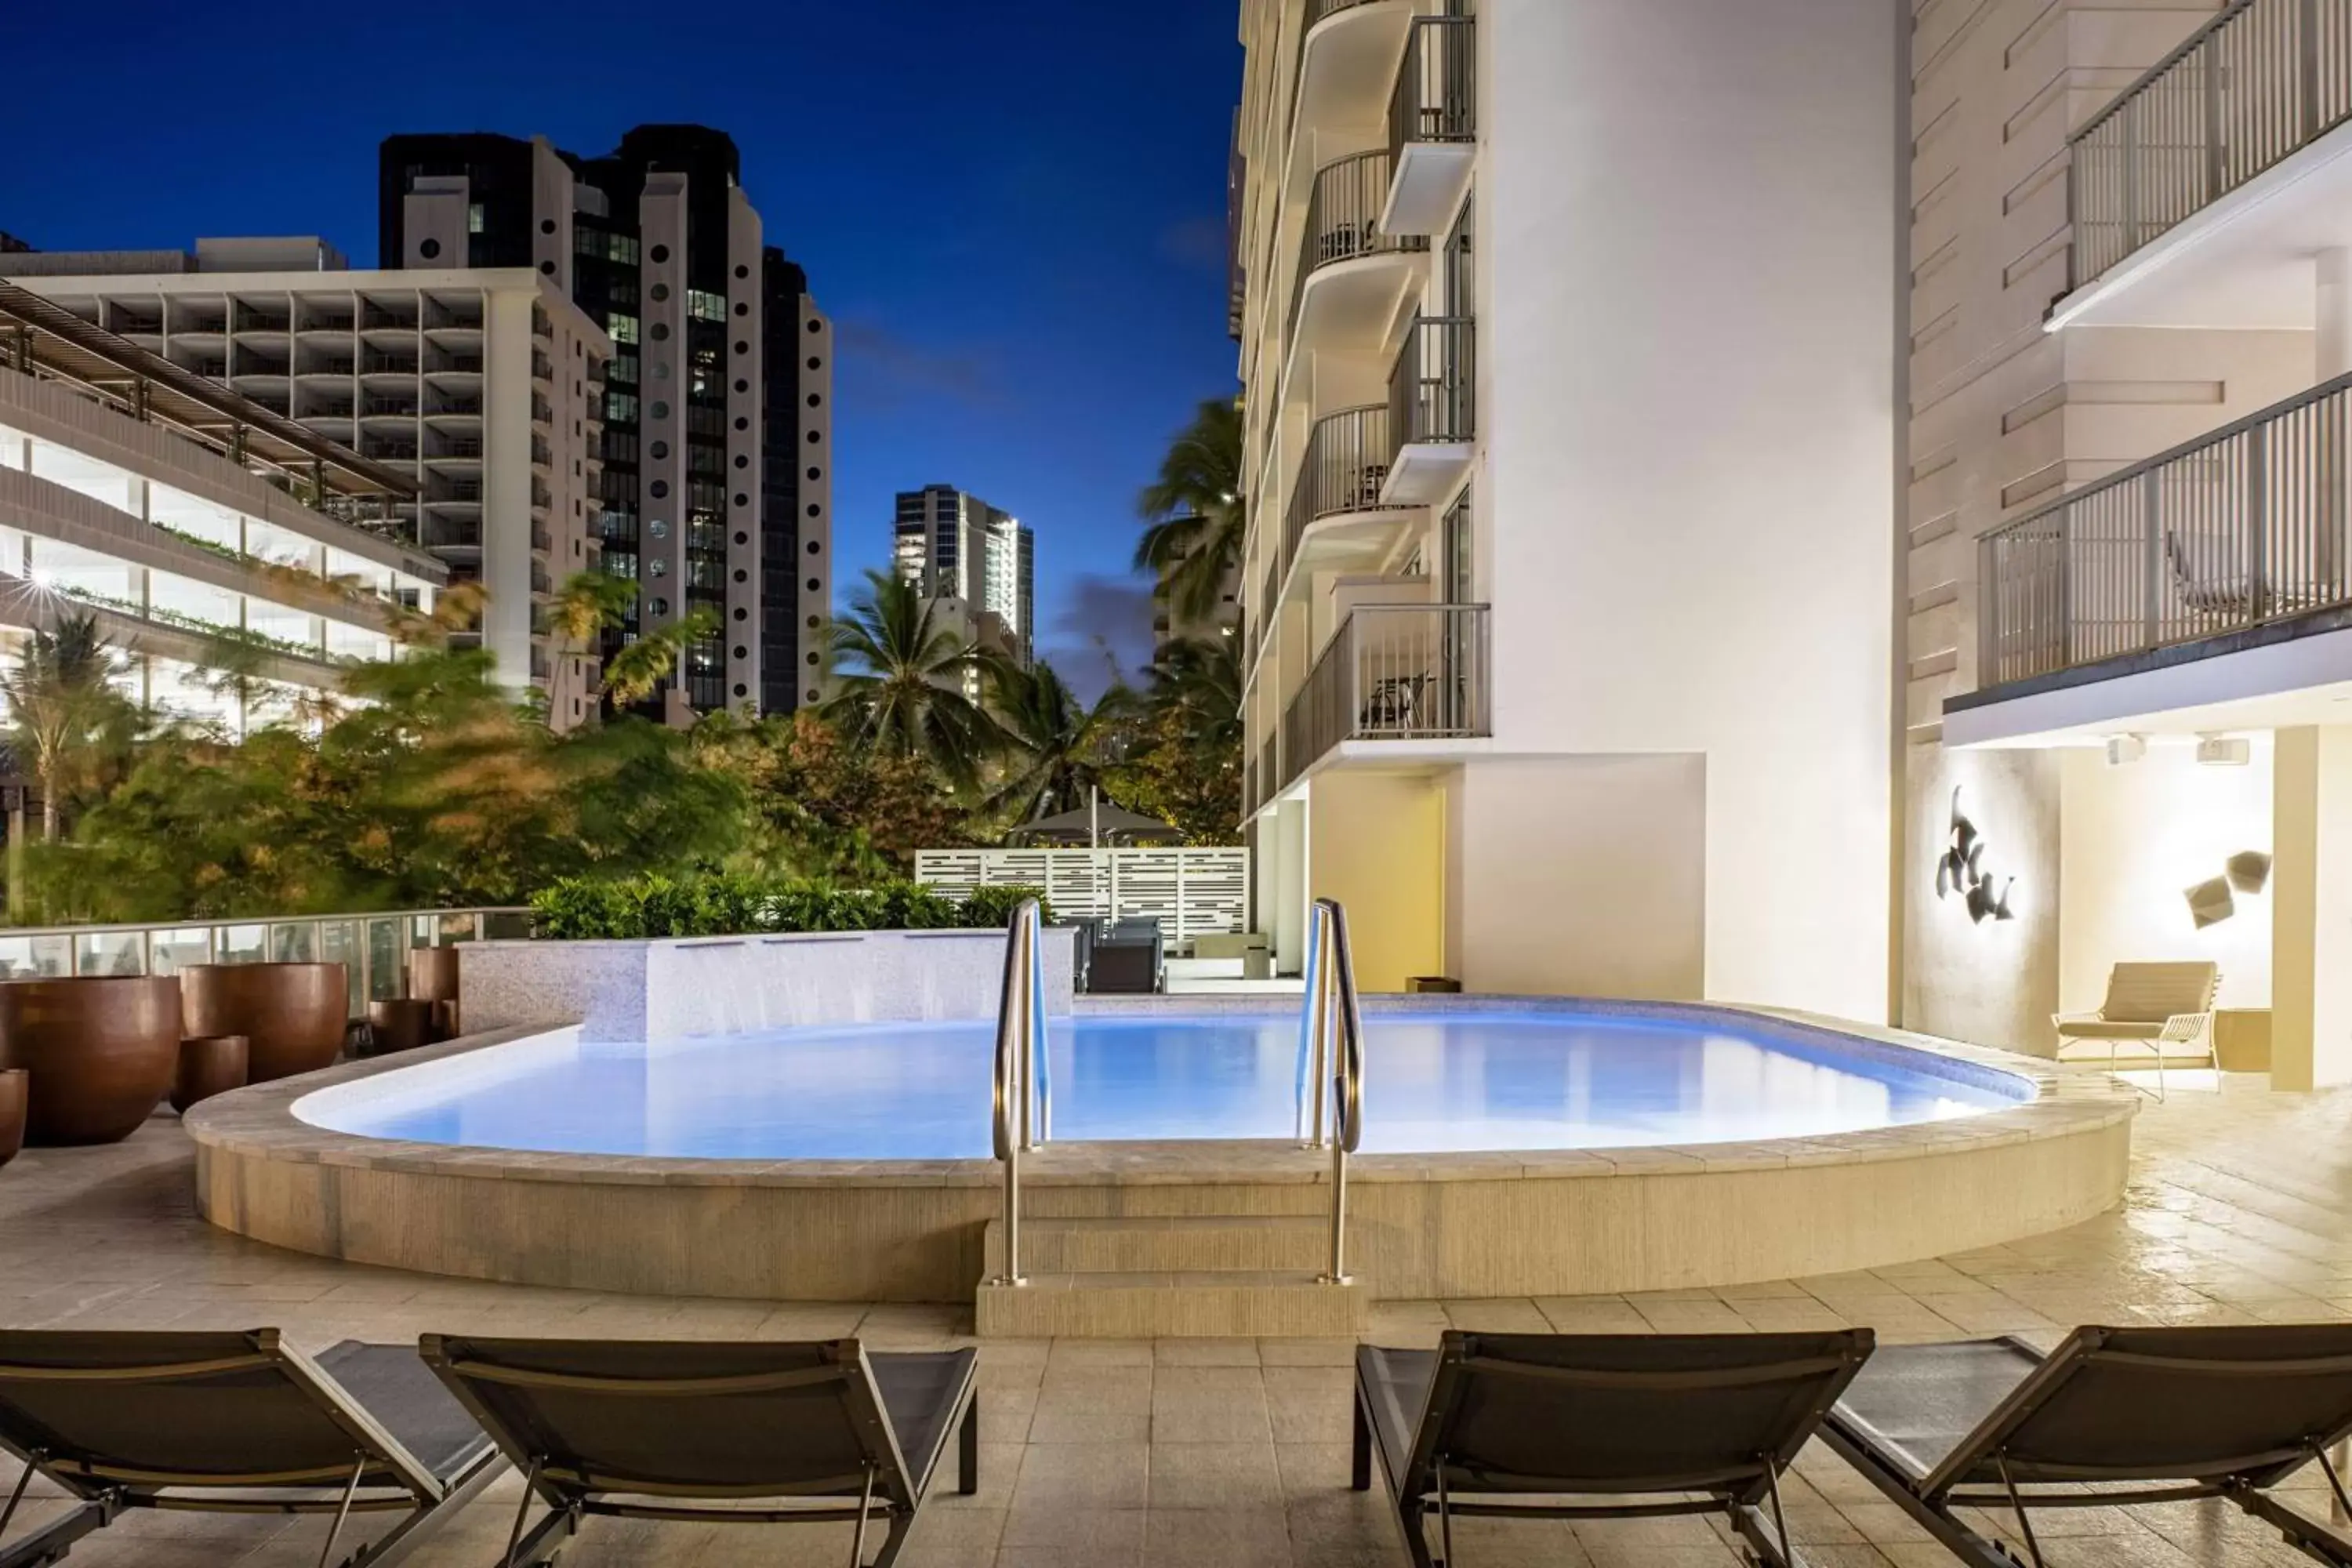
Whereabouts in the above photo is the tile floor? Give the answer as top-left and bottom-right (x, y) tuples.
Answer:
(2, 1073), (2350, 1565)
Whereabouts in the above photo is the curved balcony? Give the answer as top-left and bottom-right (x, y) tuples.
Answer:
(1287, 151), (1428, 387)
(1294, 0), (1417, 150)
(1276, 405), (1418, 607)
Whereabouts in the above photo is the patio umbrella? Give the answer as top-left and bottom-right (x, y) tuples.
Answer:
(1006, 799), (1183, 847)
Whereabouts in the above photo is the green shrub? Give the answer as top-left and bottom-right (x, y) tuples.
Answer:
(527, 872), (1051, 939)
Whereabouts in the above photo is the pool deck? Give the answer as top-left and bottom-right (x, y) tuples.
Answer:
(183, 1001), (2139, 1306)
(2, 1070), (2345, 1566)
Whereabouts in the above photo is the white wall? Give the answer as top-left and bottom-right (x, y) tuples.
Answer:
(2058, 742), (2274, 1015)
(1482, 0), (1899, 1019)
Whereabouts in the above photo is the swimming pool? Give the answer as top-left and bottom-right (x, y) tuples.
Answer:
(295, 1006), (2031, 1160)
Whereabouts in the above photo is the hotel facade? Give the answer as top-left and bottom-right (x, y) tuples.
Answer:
(1907, 0), (2352, 1090)
(1232, 0), (1901, 1011)
(0, 278), (442, 736)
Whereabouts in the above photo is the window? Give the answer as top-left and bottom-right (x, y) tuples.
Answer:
(608, 354), (638, 384)
(687, 289), (727, 322)
(466, 202), (485, 235)
(604, 391), (638, 423)
(1444, 198), (1475, 318)
(608, 314), (641, 346)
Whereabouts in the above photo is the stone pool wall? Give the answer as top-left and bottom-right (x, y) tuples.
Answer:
(459, 927), (1078, 1043)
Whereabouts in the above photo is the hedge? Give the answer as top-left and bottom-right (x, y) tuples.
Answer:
(529, 871), (1051, 940)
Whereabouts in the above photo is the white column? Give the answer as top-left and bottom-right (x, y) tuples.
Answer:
(2318, 249), (2352, 379)
(2273, 725), (2352, 1087)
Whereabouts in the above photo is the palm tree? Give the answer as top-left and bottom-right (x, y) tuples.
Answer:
(1145, 633), (1243, 757)
(1135, 398), (1244, 626)
(0, 613), (135, 840)
(543, 572), (641, 721)
(600, 607), (720, 708)
(820, 569), (998, 788)
(985, 662), (1134, 827)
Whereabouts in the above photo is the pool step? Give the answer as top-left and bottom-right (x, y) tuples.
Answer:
(975, 1217), (1370, 1338)
(981, 1214), (1330, 1276)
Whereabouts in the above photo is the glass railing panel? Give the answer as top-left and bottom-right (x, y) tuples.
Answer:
(75, 931), (145, 977)
(151, 927), (214, 978)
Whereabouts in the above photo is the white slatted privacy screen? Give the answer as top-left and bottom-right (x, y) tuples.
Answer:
(915, 848), (1252, 946)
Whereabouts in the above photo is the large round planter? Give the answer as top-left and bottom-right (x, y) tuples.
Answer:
(0, 1069), (24, 1167)
(409, 947), (460, 1036)
(180, 964), (349, 1085)
(0, 977), (182, 1145)
(172, 1034), (249, 1114)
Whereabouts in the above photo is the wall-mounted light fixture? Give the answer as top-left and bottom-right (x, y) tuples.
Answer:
(2226, 850), (2272, 894)
(2107, 734), (2147, 766)
(2195, 734), (2252, 766)
(2184, 849), (2274, 925)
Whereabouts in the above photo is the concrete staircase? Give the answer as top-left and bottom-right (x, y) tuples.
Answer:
(974, 1214), (1370, 1338)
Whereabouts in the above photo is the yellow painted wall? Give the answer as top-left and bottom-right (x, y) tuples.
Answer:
(1306, 771), (1446, 992)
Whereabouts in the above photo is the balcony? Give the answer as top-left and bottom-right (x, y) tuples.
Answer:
(2053, 0), (2352, 330)
(1278, 405), (1416, 609)
(1973, 369), (2352, 696)
(1290, 150), (1428, 366)
(1293, 0), (1417, 151)
(1279, 603), (1490, 792)
(1384, 314), (1475, 503)
(1383, 13), (1476, 235)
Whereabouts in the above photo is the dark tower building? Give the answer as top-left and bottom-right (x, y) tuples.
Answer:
(379, 126), (831, 717)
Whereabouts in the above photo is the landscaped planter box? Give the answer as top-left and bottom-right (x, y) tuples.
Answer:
(460, 927), (1078, 1042)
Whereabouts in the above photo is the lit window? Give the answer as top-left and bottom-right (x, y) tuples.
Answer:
(467, 203), (485, 235)
(607, 314), (640, 346)
(687, 289), (727, 322)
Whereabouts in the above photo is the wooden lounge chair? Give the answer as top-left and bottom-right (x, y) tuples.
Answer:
(2053, 960), (2219, 1098)
(420, 1334), (978, 1568)
(1353, 1329), (1875, 1568)
(0, 1327), (503, 1568)
(1820, 1324), (2352, 1568)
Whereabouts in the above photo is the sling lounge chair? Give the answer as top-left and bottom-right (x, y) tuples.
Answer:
(1820, 1324), (2352, 1568)
(2053, 960), (2218, 1099)
(420, 1334), (978, 1568)
(0, 1327), (502, 1568)
(1354, 1329), (1875, 1568)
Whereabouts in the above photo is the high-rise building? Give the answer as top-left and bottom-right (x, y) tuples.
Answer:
(1232, 0), (1897, 1002)
(893, 484), (1033, 662)
(379, 126), (833, 717)
(0, 278), (442, 735)
(0, 241), (609, 726)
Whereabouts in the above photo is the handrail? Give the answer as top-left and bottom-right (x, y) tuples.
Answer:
(1295, 897), (1365, 1284)
(988, 898), (1047, 1288)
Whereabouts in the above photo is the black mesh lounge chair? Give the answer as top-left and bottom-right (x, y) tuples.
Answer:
(0, 1328), (503, 1568)
(419, 1334), (978, 1568)
(1354, 1329), (1876, 1568)
(1819, 1325), (2352, 1568)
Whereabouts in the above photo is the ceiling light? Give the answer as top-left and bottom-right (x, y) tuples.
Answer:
(2196, 734), (2251, 766)
(2106, 734), (2147, 766)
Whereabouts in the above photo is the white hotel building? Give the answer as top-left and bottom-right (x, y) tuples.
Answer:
(1232, 0), (1900, 1010)
(0, 278), (441, 733)
(0, 241), (611, 727)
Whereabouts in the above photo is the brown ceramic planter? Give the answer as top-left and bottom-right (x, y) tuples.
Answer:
(408, 946), (460, 1035)
(172, 1034), (249, 1114)
(0, 1069), (24, 1167)
(0, 977), (182, 1145)
(180, 963), (348, 1084)
(366, 998), (439, 1055)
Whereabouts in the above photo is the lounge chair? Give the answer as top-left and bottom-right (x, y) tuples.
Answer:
(1353, 1329), (1875, 1568)
(420, 1334), (978, 1568)
(2053, 960), (2219, 1098)
(0, 1327), (502, 1568)
(1820, 1324), (2352, 1568)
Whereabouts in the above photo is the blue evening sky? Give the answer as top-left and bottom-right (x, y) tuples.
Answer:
(1, 2), (1241, 698)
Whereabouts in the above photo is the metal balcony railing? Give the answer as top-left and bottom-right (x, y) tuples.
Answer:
(1280, 603), (1490, 789)
(1388, 314), (1475, 460)
(1979, 369), (2352, 688)
(1282, 405), (1402, 593)
(1389, 13), (1477, 160)
(2070, 0), (2352, 287)
(1290, 149), (1426, 332)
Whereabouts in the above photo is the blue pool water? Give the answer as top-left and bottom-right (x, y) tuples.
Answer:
(296, 1009), (2028, 1160)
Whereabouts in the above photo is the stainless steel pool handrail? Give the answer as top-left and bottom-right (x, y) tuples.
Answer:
(989, 898), (1046, 1287)
(1294, 906), (1331, 1147)
(1301, 897), (1365, 1285)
